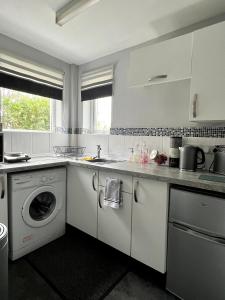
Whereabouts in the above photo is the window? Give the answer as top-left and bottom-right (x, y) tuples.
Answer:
(0, 53), (64, 132)
(0, 88), (62, 131)
(83, 96), (112, 133)
(81, 65), (113, 134)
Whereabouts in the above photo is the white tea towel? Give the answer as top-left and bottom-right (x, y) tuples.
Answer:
(104, 177), (122, 209)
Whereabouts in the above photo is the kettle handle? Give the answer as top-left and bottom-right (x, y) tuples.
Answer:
(197, 147), (205, 165)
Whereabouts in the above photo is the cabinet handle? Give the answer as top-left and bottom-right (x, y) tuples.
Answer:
(0, 176), (5, 199)
(92, 172), (97, 191)
(148, 74), (167, 82)
(134, 180), (139, 203)
(192, 93), (198, 118)
(98, 190), (103, 208)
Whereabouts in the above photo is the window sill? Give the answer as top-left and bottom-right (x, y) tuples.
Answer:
(3, 129), (52, 134)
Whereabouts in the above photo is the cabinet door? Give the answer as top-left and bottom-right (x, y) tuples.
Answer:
(131, 177), (168, 273)
(99, 171), (132, 194)
(98, 189), (132, 255)
(67, 166), (98, 238)
(0, 175), (7, 227)
(129, 33), (192, 87)
(190, 21), (225, 121)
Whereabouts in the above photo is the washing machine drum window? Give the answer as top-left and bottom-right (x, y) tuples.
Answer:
(22, 186), (62, 228)
(29, 192), (56, 221)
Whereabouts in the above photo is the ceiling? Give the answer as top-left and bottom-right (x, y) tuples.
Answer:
(0, 0), (225, 65)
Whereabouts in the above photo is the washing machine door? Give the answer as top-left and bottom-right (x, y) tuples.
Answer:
(22, 186), (61, 228)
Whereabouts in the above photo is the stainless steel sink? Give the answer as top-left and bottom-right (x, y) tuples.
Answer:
(86, 158), (119, 164)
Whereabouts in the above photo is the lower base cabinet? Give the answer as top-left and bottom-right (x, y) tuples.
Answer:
(67, 166), (169, 273)
(131, 177), (168, 273)
(98, 189), (132, 255)
(67, 166), (98, 238)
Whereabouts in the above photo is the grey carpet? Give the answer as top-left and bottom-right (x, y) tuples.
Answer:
(26, 226), (129, 300)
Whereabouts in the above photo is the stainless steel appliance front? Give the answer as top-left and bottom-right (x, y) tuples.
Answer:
(167, 186), (225, 300)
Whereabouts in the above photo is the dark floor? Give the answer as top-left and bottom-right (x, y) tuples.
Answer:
(9, 226), (177, 300)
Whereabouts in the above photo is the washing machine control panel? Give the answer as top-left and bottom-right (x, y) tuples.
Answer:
(40, 175), (55, 184)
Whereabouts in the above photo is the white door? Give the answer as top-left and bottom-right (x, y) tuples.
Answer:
(131, 177), (168, 273)
(128, 33), (192, 87)
(98, 188), (132, 255)
(190, 21), (225, 121)
(0, 175), (7, 227)
(67, 166), (98, 238)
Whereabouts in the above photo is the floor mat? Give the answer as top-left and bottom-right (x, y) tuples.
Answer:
(9, 259), (61, 300)
(26, 226), (129, 300)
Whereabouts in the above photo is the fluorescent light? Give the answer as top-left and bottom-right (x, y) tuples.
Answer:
(56, 0), (101, 26)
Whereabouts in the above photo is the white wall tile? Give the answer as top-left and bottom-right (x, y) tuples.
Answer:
(50, 133), (70, 153)
(143, 136), (163, 153)
(69, 134), (78, 146)
(108, 135), (125, 158)
(11, 132), (32, 154)
(123, 136), (143, 157)
(32, 133), (50, 155)
(4, 132), (11, 153)
(77, 134), (109, 156)
(123, 136), (163, 159)
(162, 137), (170, 156)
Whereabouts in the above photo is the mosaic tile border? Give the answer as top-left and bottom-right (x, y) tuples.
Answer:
(54, 126), (225, 138)
(54, 127), (91, 134)
(110, 127), (225, 138)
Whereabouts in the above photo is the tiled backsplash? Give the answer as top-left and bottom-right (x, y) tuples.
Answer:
(74, 134), (225, 170)
(4, 132), (70, 156)
(7, 131), (225, 170)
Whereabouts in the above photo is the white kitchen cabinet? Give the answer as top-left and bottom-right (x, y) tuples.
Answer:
(67, 166), (98, 238)
(98, 171), (132, 254)
(98, 188), (132, 255)
(0, 175), (7, 227)
(99, 170), (132, 194)
(131, 177), (168, 273)
(128, 33), (192, 87)
(190, 21), (225, 121)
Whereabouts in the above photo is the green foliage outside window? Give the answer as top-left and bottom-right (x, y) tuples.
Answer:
(2, 89), (50, 131)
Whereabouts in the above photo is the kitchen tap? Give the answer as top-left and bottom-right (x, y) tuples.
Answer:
(96, 145), (101, 159)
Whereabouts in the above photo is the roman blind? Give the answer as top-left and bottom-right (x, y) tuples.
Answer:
(81, 65), (113, 101)
(0, 53), (64, 100)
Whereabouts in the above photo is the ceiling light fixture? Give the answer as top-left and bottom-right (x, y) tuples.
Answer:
(56, 0), (101, 26)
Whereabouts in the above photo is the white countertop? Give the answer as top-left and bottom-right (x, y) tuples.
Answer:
(1, 156), (225, 193)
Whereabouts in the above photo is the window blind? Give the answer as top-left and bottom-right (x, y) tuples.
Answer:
(81, 65), (113, 101)
(0, 53), (64, 100)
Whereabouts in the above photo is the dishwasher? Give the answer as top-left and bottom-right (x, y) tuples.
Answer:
(166, 185), (225, 300)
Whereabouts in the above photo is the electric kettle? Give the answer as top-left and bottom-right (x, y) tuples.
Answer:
(179, 145), (205, 171)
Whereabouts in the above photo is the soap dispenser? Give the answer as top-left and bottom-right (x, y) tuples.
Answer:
(128, 148), (135, 162)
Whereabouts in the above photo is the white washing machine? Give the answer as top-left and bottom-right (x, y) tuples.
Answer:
(8, 167), (66, 260)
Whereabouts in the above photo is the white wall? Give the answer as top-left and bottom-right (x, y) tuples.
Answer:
(0, 33), (79, 154)
(4, 132), (71, 156)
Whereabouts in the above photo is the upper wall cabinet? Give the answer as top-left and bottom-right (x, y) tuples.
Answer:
(128, 33), (192, 87)
(189, 21), (225, 122)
